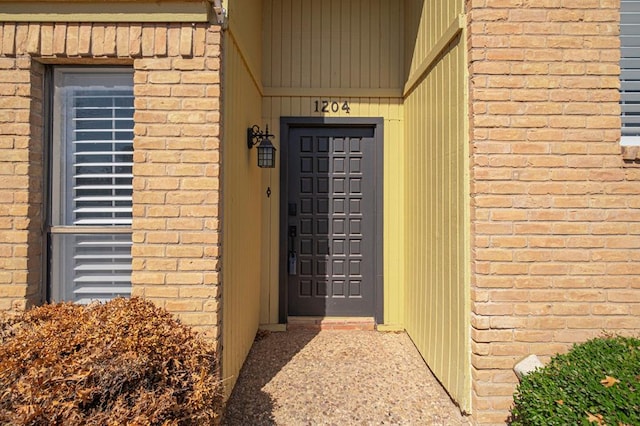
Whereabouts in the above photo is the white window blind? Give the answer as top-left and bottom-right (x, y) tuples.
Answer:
(69, 87), (134, 226)
(50, 69), (134, 303)
(621, 0), (640, 146)
(51, 233), (132, 303)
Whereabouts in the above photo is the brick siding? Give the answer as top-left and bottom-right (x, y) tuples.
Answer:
(0, 52), (43, 311)
(468, 0), (640, 423)
(0, 22), (222, 342)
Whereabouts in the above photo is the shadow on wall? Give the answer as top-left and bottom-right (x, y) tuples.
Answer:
(403, 0), (425, 82)
(221, 329), (318, 425)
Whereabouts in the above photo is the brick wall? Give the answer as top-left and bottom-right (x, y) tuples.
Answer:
(0, 50), (44, 311)
(468, 0), (640, 424)
(0, 22), (222, 342)
(131, 25), (222, 340)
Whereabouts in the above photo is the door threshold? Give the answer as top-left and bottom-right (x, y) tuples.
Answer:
(287, 316), (375, 331)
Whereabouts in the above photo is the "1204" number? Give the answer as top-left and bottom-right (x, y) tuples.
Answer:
(314, 100), (351, 114)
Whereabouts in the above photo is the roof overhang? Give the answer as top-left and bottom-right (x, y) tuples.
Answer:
(0, 0), (215, 23)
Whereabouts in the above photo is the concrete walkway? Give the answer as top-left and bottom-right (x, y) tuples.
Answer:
(222, 330), (468, 425)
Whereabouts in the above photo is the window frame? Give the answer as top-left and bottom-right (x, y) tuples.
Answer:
(621, 0), (640, 146)
(47, 66), (135, 303)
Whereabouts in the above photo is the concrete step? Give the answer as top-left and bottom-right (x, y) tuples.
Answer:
(287, 316), (375, 331)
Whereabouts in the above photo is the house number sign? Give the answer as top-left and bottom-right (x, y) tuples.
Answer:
(313, 99), (351, 114)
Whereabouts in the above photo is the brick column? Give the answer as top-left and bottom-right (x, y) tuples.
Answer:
(131, 25), (222, 340)
(0, 49), (44, 311)
(468, 1), (640, 423)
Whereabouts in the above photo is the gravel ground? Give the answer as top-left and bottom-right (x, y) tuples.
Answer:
(223, 330), (468, 425)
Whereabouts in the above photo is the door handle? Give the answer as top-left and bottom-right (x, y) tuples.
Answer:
(288, 225), (297, 275)
(288, 250), (297, 275)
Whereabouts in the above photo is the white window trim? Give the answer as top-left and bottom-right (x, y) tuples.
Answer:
(49, 67), (134, 303)
(620, 136), (640, 146)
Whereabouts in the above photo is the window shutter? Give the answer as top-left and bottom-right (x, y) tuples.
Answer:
(621, 0), (640, 145)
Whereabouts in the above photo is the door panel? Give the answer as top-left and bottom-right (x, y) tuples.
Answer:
(286, 126), (377, 317)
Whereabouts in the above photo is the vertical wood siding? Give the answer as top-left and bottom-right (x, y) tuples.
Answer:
(260, 0), (406, 327)
(403, 0), (471, 412)
(263, 0), (403, 90)
(227, 0), (262, 91)
(221, 9), (264, 396)
(405, 0), (461, 79)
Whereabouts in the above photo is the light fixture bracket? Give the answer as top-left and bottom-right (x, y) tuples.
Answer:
(247, 124), (273, 149)
(247, 124), (277, 168)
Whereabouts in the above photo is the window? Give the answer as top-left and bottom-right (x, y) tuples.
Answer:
(621, 0), (640, 146)
(49, 68), (134, 303)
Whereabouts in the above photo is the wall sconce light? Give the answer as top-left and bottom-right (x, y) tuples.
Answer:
(247, 124), (277, 168)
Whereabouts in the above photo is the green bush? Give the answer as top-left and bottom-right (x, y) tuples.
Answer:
(510, 335), (640, 426)
(0, 298), (222, 425)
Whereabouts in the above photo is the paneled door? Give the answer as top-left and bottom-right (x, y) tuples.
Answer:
(283, 121), (382, 318)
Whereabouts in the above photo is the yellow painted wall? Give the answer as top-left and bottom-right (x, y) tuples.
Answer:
(227, 0), (263, 92)
(226, 0), (471, 411)
(260, 0), (405, 327)
(221, 0), (264, 396)
(402, 0), (471, 412)
(263, 0), (403, 91)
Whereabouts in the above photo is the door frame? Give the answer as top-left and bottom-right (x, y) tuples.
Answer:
(278, 117), (384, 324)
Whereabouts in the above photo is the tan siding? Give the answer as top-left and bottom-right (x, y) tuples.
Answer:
(402, 0), (470, 413)
(221, 31), (264, 396)
(263, 0), (404, 90)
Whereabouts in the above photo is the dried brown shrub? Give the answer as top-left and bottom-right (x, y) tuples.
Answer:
(0, 297), (222, 425)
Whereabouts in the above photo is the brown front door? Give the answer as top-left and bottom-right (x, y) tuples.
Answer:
(281, 120), (382, 319)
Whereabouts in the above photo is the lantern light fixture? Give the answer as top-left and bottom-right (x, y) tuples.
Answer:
(247, 124), (277, 168)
